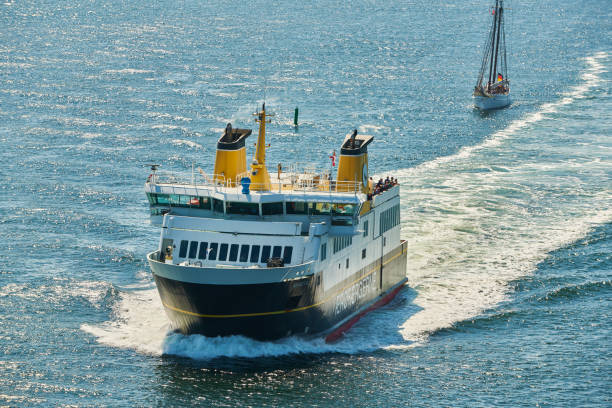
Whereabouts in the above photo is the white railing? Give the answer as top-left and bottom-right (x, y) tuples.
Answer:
(149, 167), (363, 195)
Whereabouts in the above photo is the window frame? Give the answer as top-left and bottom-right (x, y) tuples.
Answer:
(250, 245), (261, 263)
(208, 243), (218, 260)
(261, 245), (271, 263)
(286, 201), (308, 215)
(226, 201), (259, 216)
(283, 246), (293, 265)
(239, 245), (250, 262)
(262, 202), (284, 215)
(179, 240), (188, 258)
(218, 243), (228, 261)
(272, 245), (282, 259)
(229, 244), (239, 262)
(188, 241), (198, 259)
(198, 242), (208, 260)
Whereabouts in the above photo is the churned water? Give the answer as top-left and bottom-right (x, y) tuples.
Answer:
(1, 0), (610, 406)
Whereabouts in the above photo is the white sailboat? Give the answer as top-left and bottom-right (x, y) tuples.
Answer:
(474, 0), (511, 110)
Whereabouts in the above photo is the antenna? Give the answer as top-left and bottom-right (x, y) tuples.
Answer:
(144, 164), (160, 184)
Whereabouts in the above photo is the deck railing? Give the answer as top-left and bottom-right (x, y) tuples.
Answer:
(149, 167), (363, 195)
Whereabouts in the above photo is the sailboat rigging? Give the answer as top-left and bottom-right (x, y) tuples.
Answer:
(474, 0), (511, 110)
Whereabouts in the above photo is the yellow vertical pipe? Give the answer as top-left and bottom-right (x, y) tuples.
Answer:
(250, 103), (271, 191)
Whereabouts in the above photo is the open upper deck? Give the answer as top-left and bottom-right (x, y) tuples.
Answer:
(145, 103), (400, 226)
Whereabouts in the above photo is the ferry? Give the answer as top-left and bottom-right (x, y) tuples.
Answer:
(145, 104), (407, 342)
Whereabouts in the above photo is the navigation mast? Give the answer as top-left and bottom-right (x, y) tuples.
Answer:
(250, 103), (272, 191)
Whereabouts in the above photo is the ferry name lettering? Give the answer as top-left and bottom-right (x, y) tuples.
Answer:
(333, 272), (375, 316)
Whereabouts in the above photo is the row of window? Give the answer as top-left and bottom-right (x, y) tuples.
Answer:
(178, 240), (293, 265)
(147, 193), (356, 217)
(333, 235), (353, 254)
(380, 204), (400, 234)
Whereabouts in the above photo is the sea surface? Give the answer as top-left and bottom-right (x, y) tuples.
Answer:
(1, 0), (610, 406)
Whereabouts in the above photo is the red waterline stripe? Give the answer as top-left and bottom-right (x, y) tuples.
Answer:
(325, 282), (406, 343)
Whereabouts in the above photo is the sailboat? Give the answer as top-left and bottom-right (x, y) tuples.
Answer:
(474, 0), (511, 110)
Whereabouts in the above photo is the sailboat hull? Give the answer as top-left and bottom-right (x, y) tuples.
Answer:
(474, 93), (511, 110)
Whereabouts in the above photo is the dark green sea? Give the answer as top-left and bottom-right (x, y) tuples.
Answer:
(0, 0), (610, 406)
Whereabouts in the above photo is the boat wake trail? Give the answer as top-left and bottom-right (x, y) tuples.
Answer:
(394, 52), (610, 345)
(83, 52), (609, 358)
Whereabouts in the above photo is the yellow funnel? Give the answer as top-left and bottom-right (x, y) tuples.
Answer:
(336, 130), (373, 193)
(213, 123), (251, 186)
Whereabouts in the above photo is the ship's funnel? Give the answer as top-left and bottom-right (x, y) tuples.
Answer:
(336, 129), (373, 193)
(213, 123), (252, 186)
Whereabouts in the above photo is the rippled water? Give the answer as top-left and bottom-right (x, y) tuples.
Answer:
(1, 0), (610, 406)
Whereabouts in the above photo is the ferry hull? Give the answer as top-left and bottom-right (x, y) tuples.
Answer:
(148, 242), (407, 341)
(474, 93), (511, 110)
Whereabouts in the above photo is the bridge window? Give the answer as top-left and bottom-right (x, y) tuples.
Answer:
(198, 242), (208, 260)
(331, 218), (353, 226)
(331, 203), (356, 216)
(196, 196), (211, 210)
(208, 243), (218, 260)
(179, 195), (195, 207)
(363, 220), (369, 237)
(250, 245), (260, 263)
(262, 202), (284, 215)
(310, 202), (331, 215)
(286, 201), (308, 215)
(153, 194), (170, 205)
(218, 243), (228, 261)
(168, 194), (181, 205)
(188, 241), (198, 259)
(283, 246), (293, 264)
(213, 198), (224, 213)
(229, 244), (239, 262)
(320, 243), (327, 261)
(146, 193), (211, 210)
(261, 245), (271, 263)
(239, 245), (250, 262)
(226, 201), (259, 215)
(179, 240), (188, 258)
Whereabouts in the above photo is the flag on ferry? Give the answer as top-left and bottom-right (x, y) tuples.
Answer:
(497, 73), (503, 82)
(329, 150), (336, 167)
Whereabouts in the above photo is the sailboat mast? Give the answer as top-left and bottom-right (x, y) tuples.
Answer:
(487, 0), (499, 86)
(492, 1), (503, 84)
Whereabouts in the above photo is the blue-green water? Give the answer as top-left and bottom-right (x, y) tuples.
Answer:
(1, 0), (610, 406)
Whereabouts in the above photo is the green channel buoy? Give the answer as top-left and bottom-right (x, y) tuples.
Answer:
(294, 107), (299, 126)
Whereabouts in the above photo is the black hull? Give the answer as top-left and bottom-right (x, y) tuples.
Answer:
(151, 241), (408, 341)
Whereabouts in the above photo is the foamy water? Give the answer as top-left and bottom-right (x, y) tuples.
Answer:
(83, 52), (610, 359)
(396, 52), (610, 344)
